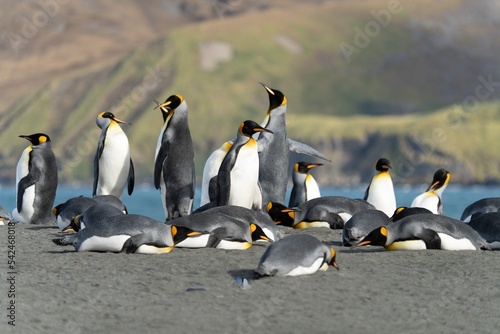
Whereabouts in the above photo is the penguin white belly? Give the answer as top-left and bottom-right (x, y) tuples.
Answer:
(286, 257), (325, 276)
(366, 175), (396, 217)
(305, 175), (321, 201)
(13, 148), (34, 223)
(411, 193), (439, 214)
(16, 147), (30, 185)
(200, 145), (229, 206)
(136, 245), (173, 254)
(78, 235), (130, 252)
(228, 145), (259, 208)
(216, 240), (252, 250)
(294, 221), (331, 229)
(437, 233), (476, 250)
(386, 240), (427, 251)
(97, 132), (130, 198)
(175, 234), (211, 248)
(13, 185), (35, 224)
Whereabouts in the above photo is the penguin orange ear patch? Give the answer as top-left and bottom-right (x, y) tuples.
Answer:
(39, 135), (47, 144)
(380, 226), (388, 237)
(250, 223), (257, 233)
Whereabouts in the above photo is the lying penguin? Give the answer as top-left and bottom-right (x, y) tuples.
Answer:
(460, 197), (500, 222)
(53, 195), (127, 230)
(53, 214), (200, 254)
(467, 212), (500, 250)
(170, 210), (273, 250)
(267, 196), (374, 229)
(255, 234), (339, 277)
(357, 213), (491, 251)
(195, 205), (283, 242)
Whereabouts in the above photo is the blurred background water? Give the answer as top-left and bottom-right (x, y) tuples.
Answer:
(1, 185), (498, 222)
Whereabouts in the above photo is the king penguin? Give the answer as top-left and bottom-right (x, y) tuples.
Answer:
(411, 168), (450, 214)
(288, 161), (322, 207)
(154, 95), (195, 220)
(12, 133), (58, 224)
(200, 141), (233, 207)
(257, 83), (331, 208)
(93, 112), (134, 200)
(255, 234), (339, 277)
(54, 214), (200, 254)
(217, 120), (272, 210)
(363, 158), (396, 217)
(460, 197), (500, 222)
(357, 213), (491, 251)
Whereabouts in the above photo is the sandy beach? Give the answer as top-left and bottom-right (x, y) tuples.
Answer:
(1, 223), (499, 334)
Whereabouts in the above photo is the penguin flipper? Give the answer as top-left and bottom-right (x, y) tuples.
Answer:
(121, 234), (150, 254)
(17, 173), (37, 213)
(92, 150), (99, 197)
(154, 142), (169, 189)
(363, 182), (371, 201)
(216, 156), (234, 206)
(127, 158), (135, 196)
(287, 138), (331, 162)
(415, 228), (441, 249)
(208, 175), (218, 203)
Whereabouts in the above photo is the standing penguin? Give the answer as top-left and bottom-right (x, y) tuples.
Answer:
(288, 161), (322, 207)
(93, 112), (134, 200)
(257, 83), (331, 207)
(12, 133), (58, 224)
(217, 120), (273, 210)
(257, 83), (289, 207)
(411, 168), (450, 215)
(154, 95), (195, 220)
(200, 141), (233, 207)
(363, 158), (396, 217)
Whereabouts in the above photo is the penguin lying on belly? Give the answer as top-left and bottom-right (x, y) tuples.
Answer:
(267, 196), (374, 230)
(357, 213), (491, 251)
(255, 234), (339, 277)
(53, 214), (201, 254)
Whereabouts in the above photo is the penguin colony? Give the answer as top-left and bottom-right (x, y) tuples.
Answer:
(3, 83), (498, 281)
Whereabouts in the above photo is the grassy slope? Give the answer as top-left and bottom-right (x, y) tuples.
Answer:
(1, 0), (499, 185)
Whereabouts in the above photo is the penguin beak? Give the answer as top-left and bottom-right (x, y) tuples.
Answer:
(253, 127), (273, 134)
(111, 115), (131, 125)
(356, 240), (372, 247)
(329, 248), (340, 270)
(19, 135), (32, 142)
(155, 100), (172, 110)
(307, 163), (323, 170)
(259, 82), (274, 95)
(427, 181), (440, 191)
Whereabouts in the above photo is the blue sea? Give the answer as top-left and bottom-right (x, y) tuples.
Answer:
(1, 184), (499, 221)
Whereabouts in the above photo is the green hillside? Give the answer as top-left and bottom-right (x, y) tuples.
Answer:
(1, 0), (499, 186)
